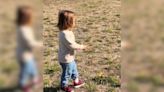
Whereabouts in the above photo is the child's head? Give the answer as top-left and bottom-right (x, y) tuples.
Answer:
(16, 6), (34, 26)
(57, 10), (75, 30)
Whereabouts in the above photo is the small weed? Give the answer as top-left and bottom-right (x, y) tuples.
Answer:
(107, 60), (113, 65)
(115, 14), (120, 18)
(107, 87), (115, 92)
(152, 75), (164, 86)
(117, 39), (121, 44)
(44, 64), (60, 75)
(105, 29), (113, 33)
(44, 48), (51, 56)
(85, 82), (97, 92)
(101, 17), (108, 21)
(160, 35), (164, 42)
(114, 63), (121, 70)
(44, 78), (50, 86)
(89, 5), (96, 8)
(44, 68), (54, 75)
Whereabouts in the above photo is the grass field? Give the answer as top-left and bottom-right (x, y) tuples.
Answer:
(122, 0), (164, 92)
(43, 0), (121, 92)
(1, 0), (164, 92)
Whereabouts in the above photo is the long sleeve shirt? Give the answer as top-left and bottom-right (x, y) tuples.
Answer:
(17, 26), (42, 62)
(58, 30), (84, 63)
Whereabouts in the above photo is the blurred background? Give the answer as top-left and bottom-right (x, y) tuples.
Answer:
(122, 0), (164, 92)
(0, 0), (42, 92)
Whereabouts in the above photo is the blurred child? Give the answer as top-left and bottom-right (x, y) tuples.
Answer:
(57, 10), (87, 92)
(16, 6), (42, 92)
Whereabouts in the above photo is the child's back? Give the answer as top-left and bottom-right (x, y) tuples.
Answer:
(58, 30), (76, 63)
(17, 26), (34, 61)
(57, 10), (86, 92)
(16, 6), (42, 92)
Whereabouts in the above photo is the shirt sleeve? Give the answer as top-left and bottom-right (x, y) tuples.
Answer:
(62, 32), (84, 50)
(21, 27), (42, 47)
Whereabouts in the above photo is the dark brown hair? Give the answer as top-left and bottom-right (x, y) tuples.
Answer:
(57, 10), (75, 30)
(16, 6), (33, 26)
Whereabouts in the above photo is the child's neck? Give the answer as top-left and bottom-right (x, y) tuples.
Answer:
(21, 23), (33, 27)
(63, 29), (71, 31)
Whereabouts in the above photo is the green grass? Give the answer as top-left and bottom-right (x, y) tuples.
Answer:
(107, 87), (115, 92)
(105, 29), (113, 33)
(92, 76), (120, 87)
(0, 79), (5, 87)
(85, 82), (97, 92)
(127, 81), (139, 92)
(44, 64), (60, 75)
(134, 74), (164, 86)
(44, 78), (49, 86)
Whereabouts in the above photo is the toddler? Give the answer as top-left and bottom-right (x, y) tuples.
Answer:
(16, 6), (42, 92)
(57, 10), (86, 92)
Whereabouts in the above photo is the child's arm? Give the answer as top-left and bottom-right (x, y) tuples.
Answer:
(62, 32), (86, 50)
(21, 28), (43, 48)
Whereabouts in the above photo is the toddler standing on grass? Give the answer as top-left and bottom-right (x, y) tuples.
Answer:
(57, 10), (87, 92)
(16, 6), (42, 92)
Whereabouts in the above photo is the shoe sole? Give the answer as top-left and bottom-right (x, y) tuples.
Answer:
(60, 90), (74, 92)
(74, 83), (85, 88)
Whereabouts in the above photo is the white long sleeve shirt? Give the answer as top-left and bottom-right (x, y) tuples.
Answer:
(58, 30), (84, 63)
(17, 26), (42, 62)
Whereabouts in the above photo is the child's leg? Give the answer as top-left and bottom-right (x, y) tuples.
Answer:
(20, 58), (39, 92)
(60, 63), (73, 87)
(71, 61), (85, 88)
(28, 59), (41, 90)
(29, 59), (39, 84)
(71, 61), (79, 82)
(19, 63), (29, 87)
(19, 61), (32, 92)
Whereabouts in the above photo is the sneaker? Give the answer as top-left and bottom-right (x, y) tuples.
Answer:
(73, 80), (85, 88)
(32, 77), (41, 89)
(61, 86), (74, 92)
(32, 77), (41, 85)
(22, 86), (32, 92)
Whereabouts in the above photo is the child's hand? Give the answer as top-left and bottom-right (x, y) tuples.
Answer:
(37, 42), (43, 47)
(81, 45), (87, 50)
(77, 45), (87, 51)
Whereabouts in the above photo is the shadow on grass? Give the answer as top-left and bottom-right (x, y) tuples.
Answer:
(92, 76), (121, 87)
(0, 86), (20, 92)
(44, 87), (60, 92)
(0, 86), (61, 92)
